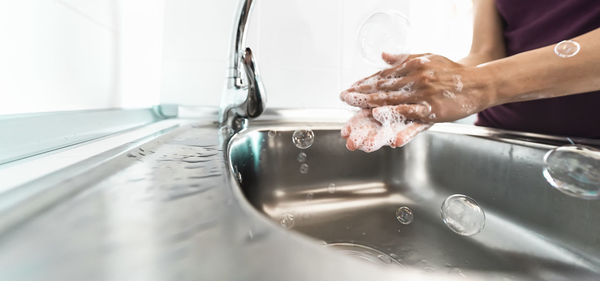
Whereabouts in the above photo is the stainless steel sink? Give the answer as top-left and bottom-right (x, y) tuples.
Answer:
(228, 121), (600, 280)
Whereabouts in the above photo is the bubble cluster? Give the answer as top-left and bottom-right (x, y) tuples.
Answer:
(543, 145), (600, 199)
(554, 40), (580, 58)
(396, 206), (414, 225)
(357, 11), (411, 66)
(280, 213), (295, 229)
(292, 129), (315, 149)
(441, 194), (485, 236)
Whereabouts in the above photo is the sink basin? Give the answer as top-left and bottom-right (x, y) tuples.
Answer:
(228, 122), (600, 280)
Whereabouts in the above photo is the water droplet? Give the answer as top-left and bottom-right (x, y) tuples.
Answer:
(554, 40), (580, 58)
(328, 183), (336, 194)
(396, 206), (414, 225)
(326, 243), (400, 266)
(268, 130), (276, 138)
(441, 194), (485, 236)
(237, 172), (243, 183)
(292, 129), (315, 149)
(279, 213), (295, 229)
(297, 152), (307, 163)
(220, 126), (233, 136)
(543, 145), (600, 199)
(299, 163), (309, 174)
(377, 254), (393, 264)
(305, 192), (314, 201)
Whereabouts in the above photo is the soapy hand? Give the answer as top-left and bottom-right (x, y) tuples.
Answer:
(340, 53), (493, 152)
(341, 108), (431, 153)
(341, 53), (493, 123)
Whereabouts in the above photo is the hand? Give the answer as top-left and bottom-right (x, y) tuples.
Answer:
(341, 108), (431, 152)
(340, 53), (495, 123)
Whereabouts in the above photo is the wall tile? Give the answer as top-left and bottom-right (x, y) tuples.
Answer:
(161, 59), (226, 106)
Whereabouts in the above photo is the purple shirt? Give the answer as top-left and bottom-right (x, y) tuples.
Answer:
(475, 0), (600, 138)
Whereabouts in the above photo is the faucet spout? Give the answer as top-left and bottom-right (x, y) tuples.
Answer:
(220, 0), (265, 129)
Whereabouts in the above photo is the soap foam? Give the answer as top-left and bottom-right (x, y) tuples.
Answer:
(344, 108), (431, 152)
(342, 92), (369, 108)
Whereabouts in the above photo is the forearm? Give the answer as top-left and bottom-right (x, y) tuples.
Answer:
(459, 52), (502, 66)
(479, 28), (600, 106)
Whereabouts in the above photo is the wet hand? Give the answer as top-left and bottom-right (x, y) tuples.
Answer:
(340, 53), (494, 123)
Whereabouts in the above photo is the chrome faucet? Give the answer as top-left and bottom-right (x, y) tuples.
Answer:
(219, 0), (266, 131)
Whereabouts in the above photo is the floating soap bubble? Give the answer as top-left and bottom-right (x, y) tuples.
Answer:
(292, 129), (315, 149)
(441, 194), (485, 236)
(554, 40), (580, 58)
(328, 183), (336, 194)
(396, 206), (414, 225)
(297, 152), (307, 163)
(280, 213), (295, 229)
(543, 145), (600, 199)
(299, 163), (309, 174)
(357, 11), (411, 66)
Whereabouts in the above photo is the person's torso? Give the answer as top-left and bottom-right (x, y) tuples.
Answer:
(476, 0), (600, 138)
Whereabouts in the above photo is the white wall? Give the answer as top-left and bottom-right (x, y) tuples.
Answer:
(0, 0), (164, 115)
(161, 0), (473, 109)
(0, 0), (472, 115)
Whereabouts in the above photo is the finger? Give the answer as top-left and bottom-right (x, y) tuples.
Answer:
(380, 58), (425, 78)
(357, 130), (384, 153)
(341, 123), (351, 138)
(341, 109), (371, 139)
(372, 104), (430, 122)
(371, 105), (407, 124)
(366, 89), (418, 107)
(346, 74), (384, 94)
(346, 138), (358, 151)
(377, 77), (406, 92)
(381, 53), (409, 66)
(392, 122), (432, 148)
(382, 53), (433, 65)
(342, 92), (371, 108)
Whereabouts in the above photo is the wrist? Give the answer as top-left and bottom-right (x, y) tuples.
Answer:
(469, 63), (502, 110)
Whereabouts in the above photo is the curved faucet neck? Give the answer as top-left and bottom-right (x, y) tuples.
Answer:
(220, 0), (265, 130)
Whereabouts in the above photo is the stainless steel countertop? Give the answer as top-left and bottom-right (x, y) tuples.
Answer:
(3, 109), (594, 281)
